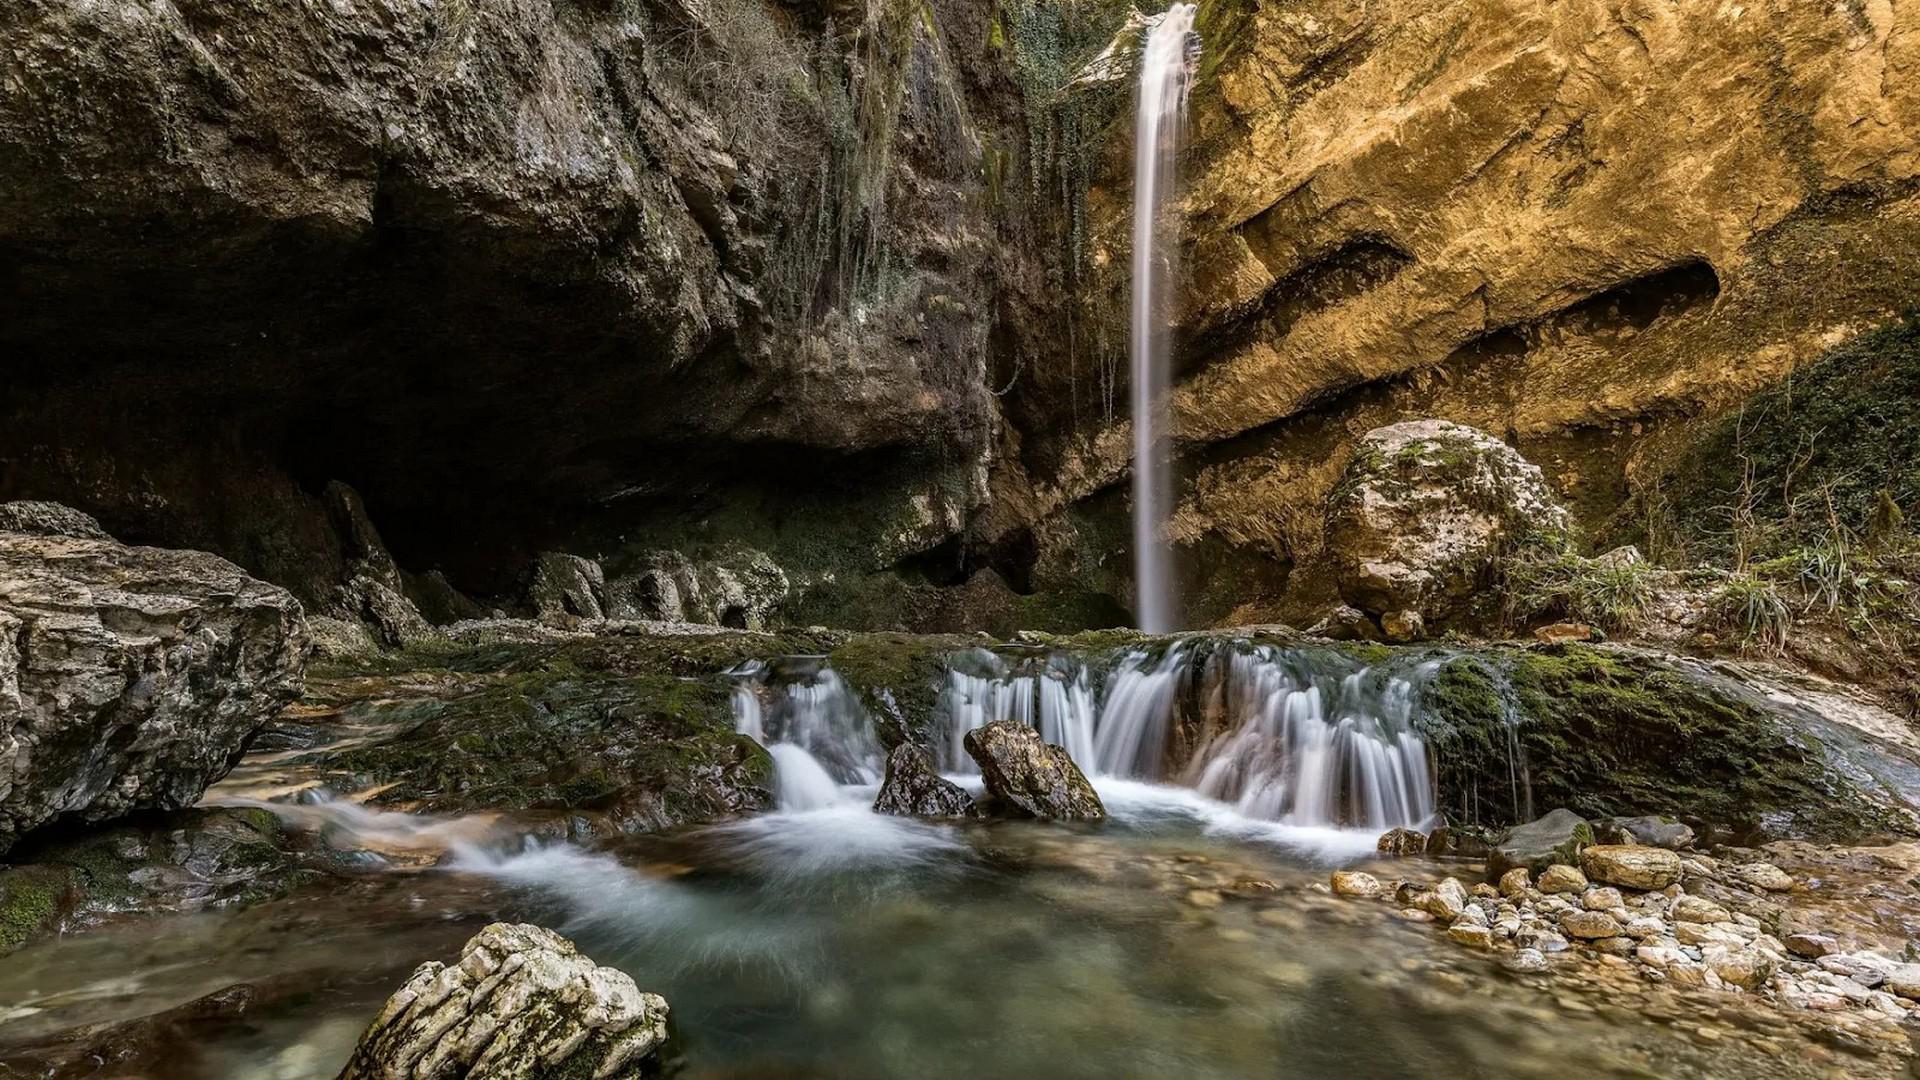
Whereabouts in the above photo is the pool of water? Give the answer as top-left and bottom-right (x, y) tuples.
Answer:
(0, 781), (1897, 1079)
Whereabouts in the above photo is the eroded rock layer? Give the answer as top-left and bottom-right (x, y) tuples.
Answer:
(993, 0), (1920, 625)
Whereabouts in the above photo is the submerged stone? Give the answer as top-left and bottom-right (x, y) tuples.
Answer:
(1330, 871), (1382, 898)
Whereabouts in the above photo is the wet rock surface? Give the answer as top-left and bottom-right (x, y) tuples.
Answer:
(1330, 830), (1920, 1068)
(872, 744), (976, 819)
(0, 0), (1000, 613)
(0, 982), (264, 1079)
(280, 669), (773, 833)
(1418, 644), (1920, 838)
(339, 923), (669, 1080)
(1487, 809), (1593, 878)
(0, 806), (335, 956)
(965, 721), (1106, 822)
(0, 528), (307, 855)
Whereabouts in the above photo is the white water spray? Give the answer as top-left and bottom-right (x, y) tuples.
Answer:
(936, 644), (1438, 831)
(731, 661), (882, 812)
(1130, 4), (1198, 634)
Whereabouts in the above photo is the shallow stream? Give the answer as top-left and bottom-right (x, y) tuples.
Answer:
(0, 777), (1891, 1079)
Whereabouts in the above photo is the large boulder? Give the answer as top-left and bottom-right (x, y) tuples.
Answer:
(963, 721), (1105, 821)
(1420, 644), (1920, 839)
(872, 744), (975, 818)
(339, 923), (669, 1080)
(0, 530), (307, 854)
(528, 553), (608, 623)
(1325, 421), (1571, 626)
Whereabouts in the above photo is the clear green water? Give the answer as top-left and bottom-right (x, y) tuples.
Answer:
(0, 784), (1890, 1079)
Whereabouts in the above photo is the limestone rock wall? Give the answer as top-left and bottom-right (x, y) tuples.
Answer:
(0, 0), (1011, 605)
(993, 0), (1920, 625)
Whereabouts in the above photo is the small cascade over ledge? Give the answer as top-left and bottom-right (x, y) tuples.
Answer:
(731, 658), (882, 811)
(733, 638), (1440, 832)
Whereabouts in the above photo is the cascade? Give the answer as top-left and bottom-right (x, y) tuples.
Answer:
(1129, 5), (1199, 635)
(734, 639), (1436, 831)
(730, 660), (882, 811)
(939, 649), (1097, 771)
(936, 642), (1438, 831)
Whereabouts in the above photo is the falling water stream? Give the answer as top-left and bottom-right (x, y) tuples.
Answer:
(739, 641), (1438, 833)
(1129, 4), (1198, 635)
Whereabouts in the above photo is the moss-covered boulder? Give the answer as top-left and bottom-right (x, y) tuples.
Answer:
(1485, 809), (1593, 878)
(1417, 644), (1919, 840)
(299, 672), (774, 831)
(1326, 420), (1571, 632)
(1, 807), (324, 956)
(824, 633), (978, 750)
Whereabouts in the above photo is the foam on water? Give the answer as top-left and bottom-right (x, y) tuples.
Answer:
(212, 791), (500, 857)
(1091, 777), (1385, 863)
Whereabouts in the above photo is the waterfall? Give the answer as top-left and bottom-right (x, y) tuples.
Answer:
(731, 660), (881, 811)
(1183, 652), (1437, 830)
(941, 649), (1099, 772)
(935, 643), (1438, 831)
(1129, 5), (1199, 634)
(733, 637), (1437, 831)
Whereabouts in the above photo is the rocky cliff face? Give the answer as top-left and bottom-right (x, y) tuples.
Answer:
(2, 0), (1914, 634)
(0, 0), (1011, 610)
(989, 0), (1920, 626)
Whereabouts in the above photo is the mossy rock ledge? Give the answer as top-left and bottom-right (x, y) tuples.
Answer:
(1, 807), (326, 957)
(1415, 643), (1920, 842)
(302, 672), (775, 832)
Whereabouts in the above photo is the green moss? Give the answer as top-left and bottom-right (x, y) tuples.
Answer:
(309, 670), (773, 825)
(0, 865), (76, 955)
(1654, 317), (1920, 558)
(1192, 0), (1254, 84)
(1329, 641), (1394, 666)
(1418, 645), (1904, 839)
(827, 632), (978, 748)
